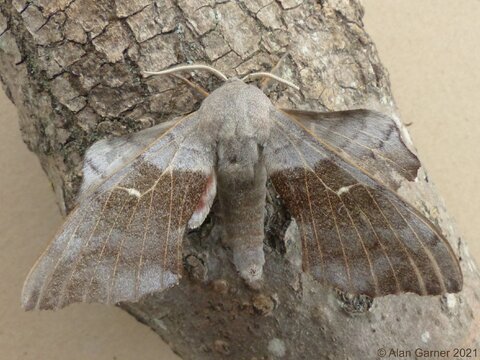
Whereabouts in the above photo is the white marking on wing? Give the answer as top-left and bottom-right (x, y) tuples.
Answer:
(336, 184), (357, 196)
(118, 187), (141, 198)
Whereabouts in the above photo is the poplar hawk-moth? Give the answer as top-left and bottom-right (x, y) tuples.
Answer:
(22, 65), (462, 310)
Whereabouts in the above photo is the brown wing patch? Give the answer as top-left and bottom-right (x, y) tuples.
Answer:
(22, 115), (214, 310)
(266, 110), (462, 297)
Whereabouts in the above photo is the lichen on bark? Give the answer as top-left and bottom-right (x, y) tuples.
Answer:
(1, 0), (479, 359)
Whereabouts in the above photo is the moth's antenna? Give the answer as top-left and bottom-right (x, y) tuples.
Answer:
(143, 64), (228, 82)
(241, 72), (300, 91)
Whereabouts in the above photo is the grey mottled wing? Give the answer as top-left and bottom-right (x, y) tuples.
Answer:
(281, 109), (420, 189)
(265, 109), (462, 297)
(22, 114), (214, 310)
(80, 118), (178, 201)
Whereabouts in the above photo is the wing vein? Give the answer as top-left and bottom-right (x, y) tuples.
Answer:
(34, 194), (103, 309)
(108, 198), (140, 303)
(161, 169), (175, 288)
(364, 187), (427, 294)
(135, 185), (155, 299)
(84, 196), (130, 301)
(310, 122), (410, 174)
(297, 213), (310, 271)
(387, 198), (447, 292)
(58, 189), (116, 307)
(355, 205), (402, 293)
(273, 120), (348, 285)
(175, 181), (190, 274)
(324, 186), (353, 289)
(335, 192), (380, 294)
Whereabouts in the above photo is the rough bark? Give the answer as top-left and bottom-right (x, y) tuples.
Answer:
(1, 0), (479, 359)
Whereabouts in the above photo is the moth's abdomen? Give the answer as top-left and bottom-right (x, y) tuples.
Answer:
(217, 161), (267, 285)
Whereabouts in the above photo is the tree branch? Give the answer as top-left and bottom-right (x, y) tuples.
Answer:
(1, 0), (478, 358)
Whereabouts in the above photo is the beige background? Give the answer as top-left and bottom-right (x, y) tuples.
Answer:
(1, 1), (479, 359)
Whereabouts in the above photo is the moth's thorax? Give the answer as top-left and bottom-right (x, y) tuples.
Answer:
(198, 80), (274, 144)
(197, 80), (273, 175)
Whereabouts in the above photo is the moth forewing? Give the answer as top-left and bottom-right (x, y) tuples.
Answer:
(264, 108), (462, 297)
(22, 113), (215, 310)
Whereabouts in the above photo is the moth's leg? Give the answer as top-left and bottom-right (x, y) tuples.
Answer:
(173, 74), (210, 98)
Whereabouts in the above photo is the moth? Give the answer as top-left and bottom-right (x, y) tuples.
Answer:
(22, 64), (462, 310)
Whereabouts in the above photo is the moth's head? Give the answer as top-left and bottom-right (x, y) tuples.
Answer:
(200, 77), (272, 113)
(206, 77), (271, 103)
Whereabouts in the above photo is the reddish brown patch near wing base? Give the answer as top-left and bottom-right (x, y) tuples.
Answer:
(195, 174), (215, 212)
